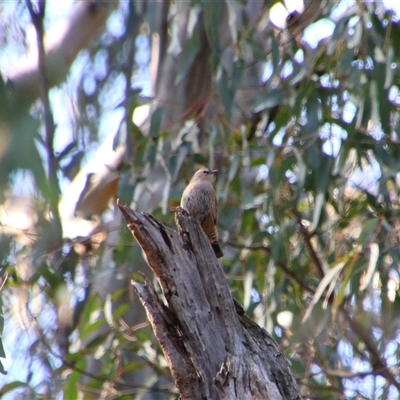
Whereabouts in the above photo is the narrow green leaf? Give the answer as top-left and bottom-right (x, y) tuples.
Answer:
(334, 254), (360, 312)
(358, 218), (380, 244)
(81, 320), (105, 341)
(218, 69), (233, 118)
(375, 62), (391, 133)
(64, 359), (86, 400)
(359, 243), (379, 291)
(305, 91), (320, 134)
(203, 0), (222, 55)
(310, 191), (325, 233)
(104, 293), (113, 327)
(149, 108), (163, 138)
(80, 295), (101, 327)
(114, 304), (129, 319)
(118, 168), (136, 204)
(0, 360), (6, 375)
(271, 35), (280, 74)
(243, 269), (254, 310)
(0, 382), (29, 395)
(316, 154), (333, 193)
(146, 136), (159, 169)
(302, 262), (345, 323)
(254, 89), (284, 113)
(169, 142), (192, 181)
(175, 28), (201, 85)
(226, 1), (241, 44)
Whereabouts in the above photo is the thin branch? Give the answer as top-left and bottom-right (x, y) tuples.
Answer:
(227, 241), (315, 294)
(26, 0), (62, 242)
(0, 273), (9, 293)
(228, 235), (400, 391)
(293, 211), (325, 278)
(11, 1), (118, 106)
(340, 305), (400, 391)
(31, 314), (175, 396)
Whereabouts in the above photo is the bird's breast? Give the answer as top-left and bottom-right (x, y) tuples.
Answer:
(181, 182), (216, 223)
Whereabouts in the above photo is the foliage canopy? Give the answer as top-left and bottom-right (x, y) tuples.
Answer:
(1, 1), (400, 399)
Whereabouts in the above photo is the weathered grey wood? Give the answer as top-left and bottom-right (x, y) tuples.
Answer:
(118, 200), (301, 400)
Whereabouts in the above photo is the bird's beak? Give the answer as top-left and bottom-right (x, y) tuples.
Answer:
(211, 169), (218, 174)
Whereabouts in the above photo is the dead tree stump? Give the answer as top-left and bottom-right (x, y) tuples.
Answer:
(118, 200), (302, 400)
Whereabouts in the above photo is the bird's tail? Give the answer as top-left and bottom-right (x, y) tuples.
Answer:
(212, 242), (223, 258)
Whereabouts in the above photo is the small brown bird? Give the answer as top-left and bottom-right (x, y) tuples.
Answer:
(180, 168), (223, 258)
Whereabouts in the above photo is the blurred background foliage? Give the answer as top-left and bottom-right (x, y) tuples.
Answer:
(1, 0), (400, 399)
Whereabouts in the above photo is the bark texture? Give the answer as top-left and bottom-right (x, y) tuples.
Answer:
(118, 200), (301, 400)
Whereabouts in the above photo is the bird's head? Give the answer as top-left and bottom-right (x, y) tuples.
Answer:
(190, 168), (218, 183)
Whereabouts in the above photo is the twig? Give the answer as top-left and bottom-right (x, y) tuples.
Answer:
(340, 305), (400, 391)
(226, 241), (315, 294)
(293, 211), (325, 278)
(228, 235), (400, 391)
(26, 0), (62, 242)
(30, 314), (175, 396)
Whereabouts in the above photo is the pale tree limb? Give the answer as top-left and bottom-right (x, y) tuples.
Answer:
(118, 200), (301, 400)
(8, 0), (119, 106)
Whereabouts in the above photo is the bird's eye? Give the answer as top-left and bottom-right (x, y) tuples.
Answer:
(203, 170), (207, 174)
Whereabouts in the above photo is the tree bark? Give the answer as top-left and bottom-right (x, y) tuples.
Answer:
(118, 200), (301, 400)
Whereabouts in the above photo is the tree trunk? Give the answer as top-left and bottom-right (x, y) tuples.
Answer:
(118, 201), (301, 400)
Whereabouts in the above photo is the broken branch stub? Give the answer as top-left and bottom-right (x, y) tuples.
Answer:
(118, 200), (301, 400)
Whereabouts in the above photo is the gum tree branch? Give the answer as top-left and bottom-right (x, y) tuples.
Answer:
(10, 1), (119, 107)
(293, 211), (400, 391)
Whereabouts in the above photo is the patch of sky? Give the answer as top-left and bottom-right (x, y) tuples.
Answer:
(257, 164), (269, 181)
(8, 170), (36, 197)
(94, 49), (108, 81)
(265, 121), (276, 137)
(99, 72), (126, 110)
(98, 107), (126, 144)
(285, 169), (296, 184)
(389, 85), (400, 106)
(132, 34), (152, 96)
(281, 60), (293, 79)
(294, 49), (304, 63)
(385, 341), (399, 369)
(262, 61), (273, 83)
(272, 128), (286, 147)
(309, 363), (325, 383)
(274, 326), (283, 337)
(319, 74), (339, 88)
(251, 288), (261, 303)
(339, 337), (378, 398)
(349, 157), (381, 196)
(303, 19), (335, 49)
(362, 285), (383, 314)
(1, 291), (59, 394)
(372, 326), (383, 342)
(319, 123), (348, 157)
(45, 1), (73, 28)
(342, 101), (357, 124)
(107, 4), (127, 38)
(337, 339), (353, 369)
(368, 122), (385, 141)
(260, 213), (271, 228)
(383, 0), (400, 19)
(365, 56), (374, 71)
(348, 15), (360, 29)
